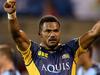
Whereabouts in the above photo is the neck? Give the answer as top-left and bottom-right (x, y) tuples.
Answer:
(83, 59), (92, 70)
(40, 42), (61, 50)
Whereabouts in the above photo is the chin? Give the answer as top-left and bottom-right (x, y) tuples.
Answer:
(48, 44), (58, 49)
(47, 41), (59, 48)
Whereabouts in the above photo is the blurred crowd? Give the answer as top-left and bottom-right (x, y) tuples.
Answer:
(77, 38), (100, 75)
(0, 44), (28, 75)
(0, 0), (100, 20)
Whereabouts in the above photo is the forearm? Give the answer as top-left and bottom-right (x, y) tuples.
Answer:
(5, 0), (21, 36)
(9, 18), (20, 32)
(80, 21), (100, 49)
(8, 12), (22, 38)
(8, 12), (30, 50)
(4, 0), (30, 51)
(8, 17), (30, 50)
(79, 32), (97, 49)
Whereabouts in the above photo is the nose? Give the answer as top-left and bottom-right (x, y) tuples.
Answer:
(49, 32), (56, 37)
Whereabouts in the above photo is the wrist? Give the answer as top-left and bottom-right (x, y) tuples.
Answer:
(7, 12), (16, 20)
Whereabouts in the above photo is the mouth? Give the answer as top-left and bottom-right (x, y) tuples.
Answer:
(49, 38), (57, 42)
(47, 38), (59, 48)
(48, 39), (57, 44)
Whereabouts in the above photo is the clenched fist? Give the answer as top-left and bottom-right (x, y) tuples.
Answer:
(4, 0), (16, 14)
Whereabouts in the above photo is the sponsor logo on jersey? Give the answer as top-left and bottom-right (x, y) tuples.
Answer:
(41, 62), (70, 73)
(38, 51), (48, 58)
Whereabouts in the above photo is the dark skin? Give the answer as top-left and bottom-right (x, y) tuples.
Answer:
(4, 1), (100, 55)
(40, 22), (61, 49)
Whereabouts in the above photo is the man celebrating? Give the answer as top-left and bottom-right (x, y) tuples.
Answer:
(3, 0), (100, 75)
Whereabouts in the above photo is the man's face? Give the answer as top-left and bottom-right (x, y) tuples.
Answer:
(40, 22), (61, 49)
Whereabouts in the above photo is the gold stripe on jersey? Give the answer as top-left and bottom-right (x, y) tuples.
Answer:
(17, 41), (40, 75)
(26, 61), (40, 75)
(74, 38), (87, 63)
(71, 38), (87, 75)
(16, 41), (32, 65)
(71, 61), (76, 75)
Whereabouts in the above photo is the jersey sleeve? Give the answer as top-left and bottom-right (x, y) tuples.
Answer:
(67, 38), (87, 63)
(16, 41), (40, 75)
(16, 41), (39, 65)
(16, 41), (32, 65)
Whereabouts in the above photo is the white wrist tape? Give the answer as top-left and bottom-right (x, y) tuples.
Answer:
(8, 12), (16, 20)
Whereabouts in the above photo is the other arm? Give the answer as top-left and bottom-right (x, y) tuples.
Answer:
(79, 21), (100, 49)
(4, 0), (30, 51)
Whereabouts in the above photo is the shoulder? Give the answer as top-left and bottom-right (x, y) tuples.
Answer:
(77, 67), (83, 75)
(15, 70), (21, 75)
(92, 63), (100, 69)
(64, 38), (79, 49)
(30, 41), (40, 52)
(67, 38), (78, 45)
(92, 63), (100, 75)
(31, 41), (39, 47)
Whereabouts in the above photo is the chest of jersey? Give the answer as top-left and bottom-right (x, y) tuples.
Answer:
(33, 47), (74, 75)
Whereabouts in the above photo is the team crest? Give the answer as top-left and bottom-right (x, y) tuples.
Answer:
(62, 53), (70, 59)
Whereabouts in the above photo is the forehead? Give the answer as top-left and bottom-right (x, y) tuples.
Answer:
(42, 22), (60, 30)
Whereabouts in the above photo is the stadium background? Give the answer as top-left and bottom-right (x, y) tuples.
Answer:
(0, 0), (100, 74)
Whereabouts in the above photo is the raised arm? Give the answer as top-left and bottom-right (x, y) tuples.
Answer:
(4, 0), (30, 51)
(79, 21), (100, 49)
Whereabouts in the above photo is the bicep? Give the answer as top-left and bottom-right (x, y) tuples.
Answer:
(79, 21), (100, 49)
(73, 39), (87, 63)
(74, 32), (95, 60)
(79, 32), (95, 49)
(74, 33), (95, 63)
(8, 18), (30, 51)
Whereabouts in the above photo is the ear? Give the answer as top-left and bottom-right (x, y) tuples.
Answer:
(38, 32), (42, 38)
(38, 32), (40, 35)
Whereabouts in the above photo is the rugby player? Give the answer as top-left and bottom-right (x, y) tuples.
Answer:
(3, 0), (100, 75)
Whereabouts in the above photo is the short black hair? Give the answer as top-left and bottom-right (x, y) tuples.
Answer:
(38, 15), (60, 35)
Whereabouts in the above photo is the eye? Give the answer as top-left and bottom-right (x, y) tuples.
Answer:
(54, 29), (59, 32)
(46, 29), (51, 33)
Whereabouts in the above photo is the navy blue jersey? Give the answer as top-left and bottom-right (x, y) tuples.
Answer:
(17, 39), (86, 75)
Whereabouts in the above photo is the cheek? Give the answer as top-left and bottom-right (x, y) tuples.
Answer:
(56, 33), (60, 38)
(41, 33), (49, 41)
(43, 33), (48, 38)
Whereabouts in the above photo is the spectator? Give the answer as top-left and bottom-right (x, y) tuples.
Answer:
(92, 38), (100, 63)
(72, 0), (100, 20)
(0, 44), (21, 75)
(77, 46), (100, 75)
